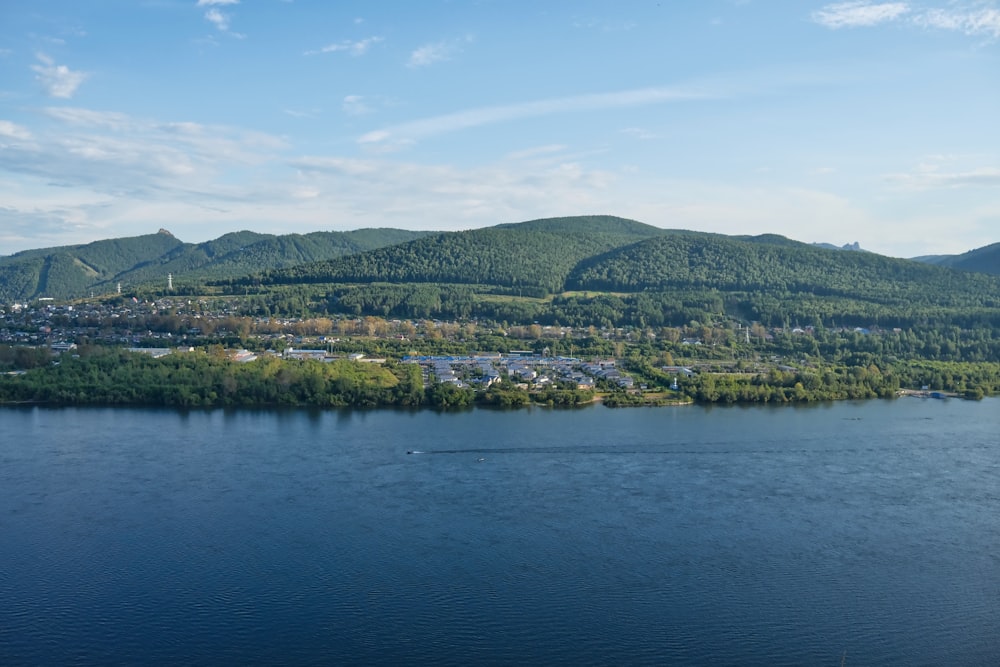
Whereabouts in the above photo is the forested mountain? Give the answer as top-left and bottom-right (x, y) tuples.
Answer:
(560, 231), (1000, 327)
(912, 242), (1000, 276)
(233, 218), (1000, 330)
(494, 215), (668, 238)
(6, 215), (1000, 334)
(249, 216), (670, 295)
(0, 231), (185, 302)
(566, 231), (995, 301)
(247, 217), (999, 309)
(0, 228), (430, 301)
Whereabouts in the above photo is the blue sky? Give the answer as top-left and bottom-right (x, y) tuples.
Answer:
(1, 0), (997, 258)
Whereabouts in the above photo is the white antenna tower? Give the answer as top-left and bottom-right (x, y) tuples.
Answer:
(117, 282), (122, 295)
(167, 273), (173, 290)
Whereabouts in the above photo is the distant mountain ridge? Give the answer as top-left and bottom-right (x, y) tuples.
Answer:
(245, 217), (1000, 324)
(911, 242), (1000, 276)
(812, 241), (865, 252)
(0, 228), (431, 301)
(3, 217), (999, 308)
(248, 216), (674, 296)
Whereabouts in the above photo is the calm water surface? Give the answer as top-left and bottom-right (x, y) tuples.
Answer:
(2, 399), (999, 666)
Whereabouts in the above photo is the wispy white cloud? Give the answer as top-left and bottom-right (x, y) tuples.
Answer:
(305, 36), (383, 56)
(4, 103), (990, 257)
(40, 107), (132, 130)
(504, 145), (569, 161)
(407, 36), (473, 68)
(915, 5), (1000, 38)
(0, 120), (33, 141)
(358, 86), (708, 149)
(342, 95), (371, 116)
(620, 127), (660, 140)
(407, 42), (449, 68)
(199, 0), (245, 37)
(886, 158), (1000, 189)
(287, 153), (616, 226)
(812, 1), (910, 29)
(30, 53), (88, 99)
(204, 8), (230, 30)
(571, 17), (638, 32)
(6, 107), (286, 201)
(813, 1), (1000, 38)
(283, 107), (320, 119)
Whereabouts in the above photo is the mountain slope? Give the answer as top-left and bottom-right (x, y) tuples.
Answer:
(912, 242), (1000, 276)
(0, 228), (431, 301)
(565, 231), (1000, 310)
(252, 216), (670, 295)
(1, 231), (186, 301)
(245, 218), (1000, 317)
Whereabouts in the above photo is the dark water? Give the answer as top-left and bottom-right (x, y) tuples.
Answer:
(2, 399), (998, 666)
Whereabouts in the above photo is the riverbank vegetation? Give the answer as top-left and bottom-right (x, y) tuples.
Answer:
(3, 216), (999, 408)
(2, 341), (997, 409)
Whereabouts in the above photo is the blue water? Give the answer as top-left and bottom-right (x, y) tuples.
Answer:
(2, 399), (998, 665)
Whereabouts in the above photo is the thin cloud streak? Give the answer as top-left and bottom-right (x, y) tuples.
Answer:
(358, 86), (710, 146)
(0, 120), (33, 141)
(304, 37), (383, 56)
(812, 2), (910, 28)
(813, 0), (1000, 37)
(886, 164), (1000, 189)
(915, 6), (1000, 38)
(407, 36), (473, 68)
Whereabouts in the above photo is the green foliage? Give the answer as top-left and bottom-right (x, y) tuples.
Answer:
(916, 242), (1000, 275)
(425, 381), (475, 408)
(0, 345), (52, 370)
(248, 216), (667, 294)
(0, 229), (431, 301)
(0, 348), (425, 408)
(1, 232), (183, 300)
(568, 231), (1000, 300)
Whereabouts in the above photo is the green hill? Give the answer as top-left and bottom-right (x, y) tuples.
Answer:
(243, 219), (1000, 330)
(567, 231), (963, 295)
(0, 228), (431, 301)
(7, 216), (1000, 334)
(1, 231), (186, 301)
(562, 231), (1000, 327)
(251, 216), (669, 295)
(912, 242), (1000, 276)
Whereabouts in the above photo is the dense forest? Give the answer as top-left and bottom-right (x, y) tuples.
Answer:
(914, 242), (1000, 275)
(239, 216), (669, 295)
(0, 228), (431, 301)
(0, 347), (423, 408)
(2, 342), (998, 409)
(4, 215), (1000, 411)
(208, 218), (1000, 333)
(0, 346), (601, 409)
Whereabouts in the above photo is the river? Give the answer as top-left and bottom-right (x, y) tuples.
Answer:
(2, 398), (998, 665)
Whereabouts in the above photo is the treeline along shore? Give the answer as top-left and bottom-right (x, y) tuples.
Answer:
(3, 216), (1000, 408)
(2, 340), (997, 409)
